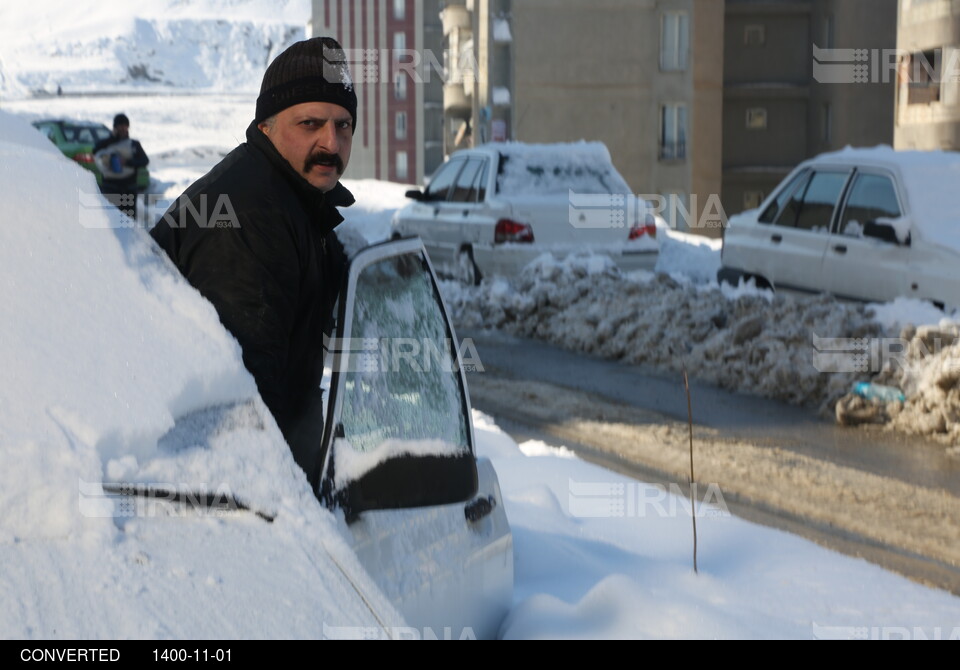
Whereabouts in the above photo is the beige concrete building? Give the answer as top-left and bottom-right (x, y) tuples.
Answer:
(507, 0), (725, 233)
(313, 1), (900, 234)
(440, 0), (514, 153)
(895, 0), (960, 150)
(723, 0), (897, 220)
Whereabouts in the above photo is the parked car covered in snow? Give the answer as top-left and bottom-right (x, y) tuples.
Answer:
(391, 142), (659, 285)
(719, 147), (960, 310)
(1, 110), (511, 640)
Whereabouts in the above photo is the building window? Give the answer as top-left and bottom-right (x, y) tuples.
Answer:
(746, 108), (767, 130)
(396, 151), (409, 181)
(660, 104), (687, 161)
(822, 103), (832, 144)
(744, 191), (765, 211)
(907, 49), (942, 104)
(823, 15), (835, 49)
(660, 12), (689, 71)
(744, 24), (765, 47)
(394, 72), (408, 100)
(394, 0), (405, 20)
(396, 112), (407, 140)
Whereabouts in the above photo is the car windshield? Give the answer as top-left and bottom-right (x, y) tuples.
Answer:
(63, 124), (110, 144)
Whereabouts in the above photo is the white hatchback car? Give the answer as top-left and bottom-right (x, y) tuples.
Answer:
(719, 147), (960, 310)
(392, 142), (659, 285)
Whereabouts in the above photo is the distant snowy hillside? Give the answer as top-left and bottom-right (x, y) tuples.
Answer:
(0, 0), (310, 98)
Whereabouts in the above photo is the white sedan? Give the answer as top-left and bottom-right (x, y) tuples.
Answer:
(719, 146), (960, 310)
(392, 142), (659, 285)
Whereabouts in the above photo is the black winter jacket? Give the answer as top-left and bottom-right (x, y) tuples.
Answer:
(150, 121), (350, 485)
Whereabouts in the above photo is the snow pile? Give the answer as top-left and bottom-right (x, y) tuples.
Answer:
(338, 178), (413, 251)
(836, 318), (960, 449)
(0, 0), (308, 97)
(475, 409), (960, 639)
(445, 253), (882, 410)
(654, 228), (722, 285)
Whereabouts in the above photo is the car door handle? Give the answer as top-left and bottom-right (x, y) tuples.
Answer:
(464, 495), (496, 523)
(771, 234), (783, 244)
(833, 244), (848, 255)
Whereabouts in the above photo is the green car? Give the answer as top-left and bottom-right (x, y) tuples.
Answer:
(32, 119), (150, 193)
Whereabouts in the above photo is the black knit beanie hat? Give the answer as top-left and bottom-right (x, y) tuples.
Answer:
(255, 36), (358, 133)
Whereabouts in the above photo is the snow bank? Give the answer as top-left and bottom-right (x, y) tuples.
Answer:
(444, 252), (882, 410)
(654, 229), (722, 285)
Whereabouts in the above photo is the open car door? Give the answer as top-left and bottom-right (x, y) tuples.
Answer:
(317, 238), (513, 640)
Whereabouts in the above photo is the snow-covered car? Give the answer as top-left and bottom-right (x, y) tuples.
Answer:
(0, 110), (511, 640)
(718, 146), (960, 309)
(391, 142), (659, 285)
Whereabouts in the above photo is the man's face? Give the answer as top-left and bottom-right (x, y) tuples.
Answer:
(114, 124), (129, 139)
(259, 101), (353, 192)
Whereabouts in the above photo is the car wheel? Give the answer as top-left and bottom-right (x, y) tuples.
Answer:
(718, 268), (772, 292)
(457, 247), (482, 287)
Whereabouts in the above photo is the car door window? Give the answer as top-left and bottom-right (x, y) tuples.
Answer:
(424, 160), (465, 202)
(75, 127), (96, 144)
(836, 173), (902, 238)
(474, 162), (488, 202)
(450, 158), (486, 203)
(759, 169), (811, 224)
(321, 241), (477, 514)
(791, 171), (850, 233)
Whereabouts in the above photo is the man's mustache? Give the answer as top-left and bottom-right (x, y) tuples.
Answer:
(305, 152), (344, 174)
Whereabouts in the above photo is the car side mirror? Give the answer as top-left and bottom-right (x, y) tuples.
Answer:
(863, 220), (910, 246)
(405, 189), (426, 201)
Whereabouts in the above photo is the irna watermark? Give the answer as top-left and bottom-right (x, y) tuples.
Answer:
(567, 480), (728, 519)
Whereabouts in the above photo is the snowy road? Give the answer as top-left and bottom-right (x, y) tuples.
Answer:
(463, 329), (960, 595)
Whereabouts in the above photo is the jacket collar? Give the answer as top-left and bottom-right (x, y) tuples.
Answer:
(245, 120), (355, 214)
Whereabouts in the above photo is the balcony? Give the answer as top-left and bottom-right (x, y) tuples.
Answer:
(441, 4), (471, 37)
(444, 83), (471, 116)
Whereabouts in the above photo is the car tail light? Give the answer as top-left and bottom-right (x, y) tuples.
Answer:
(73, 153), (95, 165)
(629, 218), (657, 240)
(495, 219), (535, 244)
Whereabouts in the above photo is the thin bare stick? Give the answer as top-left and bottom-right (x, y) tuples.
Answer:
(682, 365), (698, 575)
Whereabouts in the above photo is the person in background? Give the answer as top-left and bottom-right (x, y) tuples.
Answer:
(94, 113), (149, 221)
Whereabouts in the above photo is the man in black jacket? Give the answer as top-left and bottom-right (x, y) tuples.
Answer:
(94, 113), (149, 220)
(150, 37), (357, 487)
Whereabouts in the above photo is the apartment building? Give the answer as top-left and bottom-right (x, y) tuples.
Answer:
(311, 1), (901, 234)
(509, 0), (724, 233)
(723, 0), (897, 220)
(309, 0), (445, 184)
(895, 0), (960, 150)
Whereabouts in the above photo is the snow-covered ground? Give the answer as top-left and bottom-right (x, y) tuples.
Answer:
(3, 0), (960, 640)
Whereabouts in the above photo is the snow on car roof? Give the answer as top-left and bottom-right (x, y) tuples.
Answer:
(803, 145), (960, 250)
(478, 141), (632, 195)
